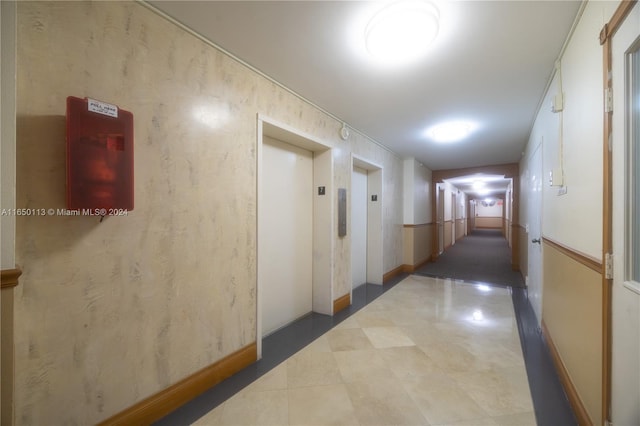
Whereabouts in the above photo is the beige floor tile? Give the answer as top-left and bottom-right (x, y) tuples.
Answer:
(333, 349), (395, 383)
(347, 376), (428, 425)
(303, 335), (333, 353)
(286, 350), (342, 388)
(288, 384), (360, 426)
(216, 389), (289, 426)
(387, 307), (437, 327)
(403, 324), (448, 347)
(353, 309), (396, 327)
(450, 366), (534, 417)
(362, 326), (415, 348)
(417, 339), (480, 373)
(379, 345), (438, 379)
(492, 411), (537, 426)
(433, 416), (499, 426)
(333, 315), (360, 330)
(463, 340), (525, 371)
(432, 322), (483, 344)
(493, 411), (537, 426)
(372, 293), (432, 311)
(326, 328), (375, 352)
(245, 362), (287, 392)
(194, 276), (535, 426)
(192, 403), (224, 425)
(402, 372), (488, 424)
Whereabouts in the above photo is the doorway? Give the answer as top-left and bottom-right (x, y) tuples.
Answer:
(260, 137), (313, 336)
(351, 155), (383, 290)
(527, 142), (543, 322)
(257, 116), (333, 358)
(351, 166), (368, 289)
(610, 9), (640, 424)
(437, 185), (445, 254)
(451, 192), (456, 245)
(431, 165), (520, 270)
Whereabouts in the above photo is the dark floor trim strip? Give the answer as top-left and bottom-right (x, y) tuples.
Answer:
(512, 287), (578, 426)
(542, 320), (591, 425)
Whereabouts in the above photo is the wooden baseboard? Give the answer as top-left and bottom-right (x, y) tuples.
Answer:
(333, 293), (351, 314)
(383, 265), (404, 283)
(541, 320), (592, 426)
(402, 256), (431, 273)
(1, 266), (22, 289)
(98, 342), (257, 426)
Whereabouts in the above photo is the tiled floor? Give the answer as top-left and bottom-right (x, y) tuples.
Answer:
(192, 275), (536, 426)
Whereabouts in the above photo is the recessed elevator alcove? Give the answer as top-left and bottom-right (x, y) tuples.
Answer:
(257, 116), (333, 357)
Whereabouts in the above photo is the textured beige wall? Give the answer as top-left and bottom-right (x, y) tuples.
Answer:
(443, 222), (452, 249)
(403, 227), (414, 266)
(13, 2), (403, 424)
(413, 225), (432, 266)
(402, 225), (432, 267)
(455, 219), (465, 241)
(543, 242), (602, 424)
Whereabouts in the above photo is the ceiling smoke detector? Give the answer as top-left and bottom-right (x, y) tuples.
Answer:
(340, 124), (350, 140)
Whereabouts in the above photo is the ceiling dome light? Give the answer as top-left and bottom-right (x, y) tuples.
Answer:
(427, 120), (476, 143)
(365, 0), (440, 65)
(472, 180), (485, 190)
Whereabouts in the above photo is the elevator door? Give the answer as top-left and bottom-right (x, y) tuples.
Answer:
(351, 166), (368, 288)
(260, 137), (313, 336)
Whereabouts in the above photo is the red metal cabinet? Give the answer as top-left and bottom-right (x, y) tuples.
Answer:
(66, 96), (134, 211)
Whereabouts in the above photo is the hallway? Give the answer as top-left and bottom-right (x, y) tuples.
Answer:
(158, 229), (576, 425)
(164, 275), (536, 425)
(416, 229), (524, 288)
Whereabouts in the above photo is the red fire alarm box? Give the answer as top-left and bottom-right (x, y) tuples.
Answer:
(66, 96), (134, 212)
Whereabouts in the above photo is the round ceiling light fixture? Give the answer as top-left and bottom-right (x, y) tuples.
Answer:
(472, 179), (485, 190)
(427, 120), (476, 143)
(365, 0), (440, 65)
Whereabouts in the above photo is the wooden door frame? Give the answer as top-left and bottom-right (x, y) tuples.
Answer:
(431, 163), (520, 270)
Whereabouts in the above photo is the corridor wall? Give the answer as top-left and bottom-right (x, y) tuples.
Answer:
(402, 158), (433, 270)
(520, 1), (617, 424)
(9, 2), (404, 424)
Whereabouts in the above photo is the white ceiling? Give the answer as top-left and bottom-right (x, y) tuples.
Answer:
(149, 0), (582, 195)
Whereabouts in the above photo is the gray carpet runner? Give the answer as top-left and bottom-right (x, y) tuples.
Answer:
(415, 229), (526, 287)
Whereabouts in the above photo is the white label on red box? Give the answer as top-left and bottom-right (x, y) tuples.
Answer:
(88, 98), (118, 118)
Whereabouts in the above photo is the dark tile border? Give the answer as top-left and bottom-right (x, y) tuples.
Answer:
(511, 287), (578, 426)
